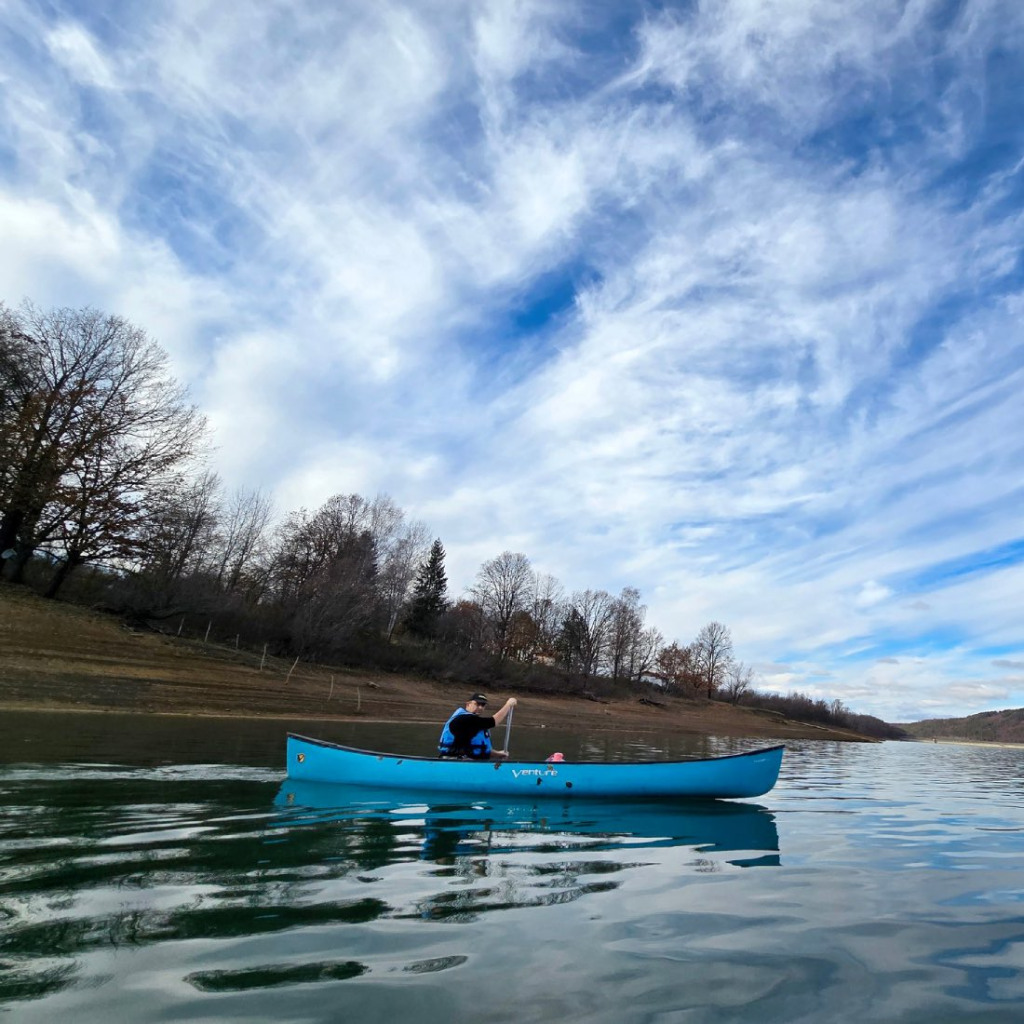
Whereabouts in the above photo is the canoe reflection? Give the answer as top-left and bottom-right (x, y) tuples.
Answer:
(273, 781), (781, 868)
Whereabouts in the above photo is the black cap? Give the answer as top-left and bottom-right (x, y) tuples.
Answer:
(469, 693), (488, 706)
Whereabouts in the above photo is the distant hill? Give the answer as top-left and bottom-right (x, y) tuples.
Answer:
(901, 708), (1024, 744)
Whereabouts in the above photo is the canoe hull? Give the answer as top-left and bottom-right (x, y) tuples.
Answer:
(285, 734), (784, 800)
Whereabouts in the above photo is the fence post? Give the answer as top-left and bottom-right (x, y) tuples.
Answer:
(204, 622), (212, 643)
(260, 644), (268, 671)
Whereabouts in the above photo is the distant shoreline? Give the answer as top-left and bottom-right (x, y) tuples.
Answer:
(917, 737), (1024, 750)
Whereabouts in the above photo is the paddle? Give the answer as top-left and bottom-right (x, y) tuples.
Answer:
(502, 704), (514, 757)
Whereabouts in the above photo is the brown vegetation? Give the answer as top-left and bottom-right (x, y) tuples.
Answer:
(0, 586), (872, 741)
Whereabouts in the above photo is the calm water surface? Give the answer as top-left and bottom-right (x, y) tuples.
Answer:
(2, 712), (1024, 1022)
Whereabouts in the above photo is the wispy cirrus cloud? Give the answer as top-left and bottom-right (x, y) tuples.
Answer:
(3, 0), (1024, 720)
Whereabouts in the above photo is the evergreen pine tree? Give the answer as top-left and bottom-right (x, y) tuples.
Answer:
(405, 538), (449, 638)
(556, 607), (587, 673)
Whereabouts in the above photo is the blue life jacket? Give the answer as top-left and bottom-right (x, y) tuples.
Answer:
(438, 707), (492, 758)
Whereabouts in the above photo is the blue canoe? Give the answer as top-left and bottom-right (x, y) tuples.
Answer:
(285, 733), (785, 800)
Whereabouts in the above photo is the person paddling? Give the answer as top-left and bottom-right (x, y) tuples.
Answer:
(438, 693), (517, 760)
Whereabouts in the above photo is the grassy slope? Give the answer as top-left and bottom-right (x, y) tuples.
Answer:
(0, 584), (871, 741)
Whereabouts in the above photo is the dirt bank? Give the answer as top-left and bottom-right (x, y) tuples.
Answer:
(0, 586), (869, 741)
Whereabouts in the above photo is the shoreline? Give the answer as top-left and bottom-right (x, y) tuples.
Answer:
(921, 737), (1024, 749)
(0, 696), (867, 741)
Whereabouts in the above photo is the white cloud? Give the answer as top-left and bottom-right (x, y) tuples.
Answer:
(45, 22), (117, 89)
(855, 581), (892, 609)
(3, 0), (1024, 721)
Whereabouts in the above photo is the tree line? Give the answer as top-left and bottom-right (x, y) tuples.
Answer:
(1, 301), (900, 737)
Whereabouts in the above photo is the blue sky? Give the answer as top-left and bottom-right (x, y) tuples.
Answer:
(3, 0), (1024, 722)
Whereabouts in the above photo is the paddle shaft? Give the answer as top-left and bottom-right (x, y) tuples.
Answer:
(503, 704), (514, 754)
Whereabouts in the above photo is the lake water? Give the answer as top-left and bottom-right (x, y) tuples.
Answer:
(2, 712), (1024, 1022)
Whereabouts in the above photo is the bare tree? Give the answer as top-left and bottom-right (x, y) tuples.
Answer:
(41, 398), (207, 598)
(0, 302), (206, 588)
(529, 572), (565, 661)
(269, 494), (383, 651)
(470, 551), (535, 659)
(358, 494), (431, 640)
(214, 485), (274, 594)
(265, 492), (433, 652)
(630, 626), (664, 685)
(140, 470), (223, 586)
(569, 588), (615, 679)
(608, 586), (647, 681)
(293, 531), (378, 655)
(271, 494), (377, 598)
(0, 305), (37, 519)
(693, 621), (734, 698)
(367, 493), (405, 552)
(721, 661), (756, 704)
(378, 519), (429, 640)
